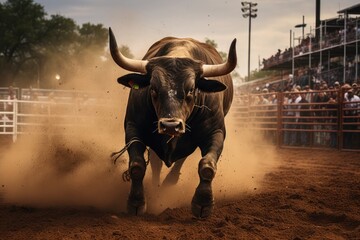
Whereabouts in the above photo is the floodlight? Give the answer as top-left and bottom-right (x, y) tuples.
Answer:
(295, 23), (307, 28)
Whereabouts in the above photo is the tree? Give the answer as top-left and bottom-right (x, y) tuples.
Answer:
(0, 0), (46, 87)
(0, 0), (110, 88)
(78, 23), (108, 51)
(205, 38), (218, 49)
(119, 45), (134, 59)
(205, 37), (240, 81)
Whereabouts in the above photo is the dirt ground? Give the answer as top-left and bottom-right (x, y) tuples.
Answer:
(0, 147), (359, 240)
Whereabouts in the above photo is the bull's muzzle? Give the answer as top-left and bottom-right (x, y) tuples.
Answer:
(158, 118), (185, 136)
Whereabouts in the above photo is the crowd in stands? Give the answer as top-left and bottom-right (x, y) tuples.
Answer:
(245, 58), (359, 95)
(263, 17), (360, 70)
(235, 79), (360, 149)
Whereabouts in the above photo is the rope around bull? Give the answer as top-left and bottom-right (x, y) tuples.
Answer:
(110, 137), (150, 182)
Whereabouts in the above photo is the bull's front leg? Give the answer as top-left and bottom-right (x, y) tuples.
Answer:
(125, 127), (147, 215)
(192, 129), (224, 218)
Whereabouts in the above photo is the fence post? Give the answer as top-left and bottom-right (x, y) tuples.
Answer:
(12, 100), (18, 142)
(338, 88), (344, 150)
(277, 92), (284, 147)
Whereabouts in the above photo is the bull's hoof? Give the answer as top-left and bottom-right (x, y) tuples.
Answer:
(191, 199), (214, 218)
(191, 183), (214, 218)
(127, 197), (146, 215)
(127, 179), (146, 216)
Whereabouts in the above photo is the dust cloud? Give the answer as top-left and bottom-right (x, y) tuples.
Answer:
(0, 52), (279, 215)
(0, 55), (132, 212)
(144, 110), (280, 214)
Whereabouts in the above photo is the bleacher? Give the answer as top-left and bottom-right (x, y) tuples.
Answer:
(260, 4), (360, 91)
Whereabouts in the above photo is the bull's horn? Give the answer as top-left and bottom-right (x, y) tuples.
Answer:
(109, 27), (148, 73)
(202, 38), (237, 77)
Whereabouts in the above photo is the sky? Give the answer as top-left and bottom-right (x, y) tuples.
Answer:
(13, 0), (360, 77)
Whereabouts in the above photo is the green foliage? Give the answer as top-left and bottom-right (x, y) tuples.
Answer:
(43, 14), (78, 50)
(205, 37), (240, 80)
(119, 45), (134, 59)
(205, 38), (218, 49)
(205, 37), (228, 62)
(246, 69), (278, 82)
(0, 0), (116, 88)
(78, 23), (108, 51)
(0, 0), (46, 86)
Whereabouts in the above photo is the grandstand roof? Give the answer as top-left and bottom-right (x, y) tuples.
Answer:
(337, 3), (360, 15)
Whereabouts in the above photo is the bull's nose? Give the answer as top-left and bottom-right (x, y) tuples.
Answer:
(158, 118), (185, 136)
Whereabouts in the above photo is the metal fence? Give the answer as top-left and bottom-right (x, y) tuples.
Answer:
(1, 88), (359, 151)
(0, 94), (113, 142)
(233, 89), (360, 151)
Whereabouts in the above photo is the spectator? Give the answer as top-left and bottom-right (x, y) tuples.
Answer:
(333, 81), (341, 90)
(256, 91), (269, 105)
(327, 96), (338, 148)
(292, 90), (302, 145)
(268, 93), (278, 105)
(342, 83), (352, 100)
(313, 90), (330, 146)
(303, 85), (313, 103)
(284, 91), (301, 146)
(343, 88), (360, 149)
(255, 91), (269, 138)
(3, 86), (17, 120)
(299, 92), (311, 146)
(283, 94), (292, 145)
(352, 83), (359, 96)
(328, 86), (338, 100)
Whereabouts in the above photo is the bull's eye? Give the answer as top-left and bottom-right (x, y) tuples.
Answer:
(186, 88), (194, 101)
(187, 88), (194, 96)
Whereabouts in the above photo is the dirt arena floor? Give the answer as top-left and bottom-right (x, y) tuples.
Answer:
(0, 147), (359, 240)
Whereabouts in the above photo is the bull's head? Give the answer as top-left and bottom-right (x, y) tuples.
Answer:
(109, 28), (237, 137)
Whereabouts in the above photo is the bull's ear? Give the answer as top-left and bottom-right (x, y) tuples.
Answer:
(196, 78), (227, 92)
(117, 73), (150, 89)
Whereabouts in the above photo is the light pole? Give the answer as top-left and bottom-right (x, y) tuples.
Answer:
(295, 15), (307, 40)
(241, 1), (257, 82)
(307, 30), (314, 87)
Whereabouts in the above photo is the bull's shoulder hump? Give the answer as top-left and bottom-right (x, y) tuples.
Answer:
(143, 37), (222, 64)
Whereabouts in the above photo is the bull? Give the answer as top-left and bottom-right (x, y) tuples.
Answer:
(109, 28), (237, 218)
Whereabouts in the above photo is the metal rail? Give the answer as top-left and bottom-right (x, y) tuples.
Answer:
(232, 89), (360, 150)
